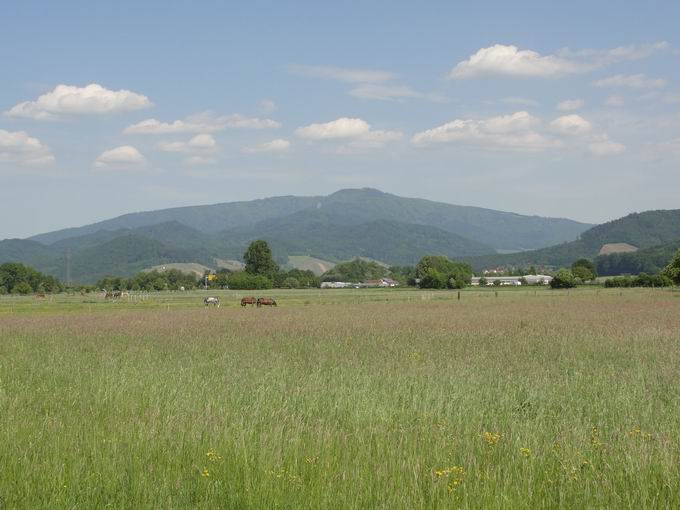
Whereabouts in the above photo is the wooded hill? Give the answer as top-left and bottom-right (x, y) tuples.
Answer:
(0, 189), (592, 283)
(465, 210), (680, 272)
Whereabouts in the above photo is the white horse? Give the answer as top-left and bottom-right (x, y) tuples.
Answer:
(204, 297), (220, 307)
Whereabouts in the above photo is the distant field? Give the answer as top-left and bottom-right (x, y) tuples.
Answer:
(286, 255), (336, 275)
(1, 288), (679, 508)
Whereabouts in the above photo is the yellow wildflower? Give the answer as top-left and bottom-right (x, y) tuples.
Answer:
(483, 431), (501, 446)
(201, 468), (210, 478)
(520, 447), (531, 458)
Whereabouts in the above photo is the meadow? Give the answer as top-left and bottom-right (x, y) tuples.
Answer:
(1, 287), (679, 508)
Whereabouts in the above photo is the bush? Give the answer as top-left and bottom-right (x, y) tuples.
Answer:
(550, 269), (576, 289)
(11, 282), (34, 295)
(281, 277), (300, 289)
(419, 268), (448, 289)
(227, 272), (273, 290)
(604, 273), (672, 288)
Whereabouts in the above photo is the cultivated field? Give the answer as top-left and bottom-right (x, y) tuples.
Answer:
(1, 288), (679, 508)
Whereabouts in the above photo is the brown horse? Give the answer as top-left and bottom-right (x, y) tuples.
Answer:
(241, 296), (257, 307)
(257, 297), (277, 307)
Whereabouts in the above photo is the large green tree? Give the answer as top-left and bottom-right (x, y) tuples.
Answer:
(243, 240), (279, 278)
(550, 269), (577, 289)
(663, 248), (680, 284)
(571, 258), (597, 281)
(415, 255), (472, 288)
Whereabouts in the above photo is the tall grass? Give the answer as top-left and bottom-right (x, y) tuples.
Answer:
(1, 290), (679, 508)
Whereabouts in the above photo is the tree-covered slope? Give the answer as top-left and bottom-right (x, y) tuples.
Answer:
(466, 210), (680, 271)
(28, 188), (591, 252)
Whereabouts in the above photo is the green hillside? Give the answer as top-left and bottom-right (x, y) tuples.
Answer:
(220, 213), (496, 265)
(596, 240), (680, 276)
(28, 188), (591, 252)
(466, 210), (680, 271)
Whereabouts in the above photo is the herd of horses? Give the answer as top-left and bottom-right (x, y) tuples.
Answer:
(203, 296), (277, 308)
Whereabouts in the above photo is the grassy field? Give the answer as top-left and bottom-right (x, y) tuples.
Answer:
(1, 288), (679, 508)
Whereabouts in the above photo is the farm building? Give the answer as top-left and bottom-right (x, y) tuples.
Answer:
(471, 275), (553, 286)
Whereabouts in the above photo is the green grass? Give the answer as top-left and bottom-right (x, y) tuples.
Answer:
(1, 288), (679, 508)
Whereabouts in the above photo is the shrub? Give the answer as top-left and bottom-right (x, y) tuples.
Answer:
(550, 269), (576, 289)
(11, 282), (34, 295)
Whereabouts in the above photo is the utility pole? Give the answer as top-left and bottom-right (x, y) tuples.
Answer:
(66, 248), (72, 288)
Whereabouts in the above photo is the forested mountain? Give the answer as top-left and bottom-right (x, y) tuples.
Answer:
(466, 210), (680, 271)
(1, 188), (596, 282)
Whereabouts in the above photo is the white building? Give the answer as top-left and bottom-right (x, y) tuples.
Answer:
(470, 275), (552, 286)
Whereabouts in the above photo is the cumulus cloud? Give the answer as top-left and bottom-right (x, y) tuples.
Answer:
(0, 129), (55, 166)
(557, 99), (585, 111)
(550, 114), (592, 135)
(589, 137), (626, 156)
(449, 45), (587, 78)
(288, 64), (393, 83)
(157, 134), (217, 153)
(296, 118), (371, 140)
(295, 117), (401, 150)
(412, 111), (560, 151)
(6, 83), (152, 120)
(124, 112), (280, 134)
(450, 42), (669, 79)
(593, 73), (667, 89)
(94, 145), (146, 168)
(242, 138), (290, 154)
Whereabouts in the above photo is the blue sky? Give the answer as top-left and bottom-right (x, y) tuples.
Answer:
(2, 1), (679, 238)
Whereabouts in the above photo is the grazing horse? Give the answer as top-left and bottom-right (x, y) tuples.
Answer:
(241, 296), (257, 307)
(204, 297), (220, 307)
(104, 290), (122, 299)
(257, 297), (277, 307)
(34, 293), (46, 299)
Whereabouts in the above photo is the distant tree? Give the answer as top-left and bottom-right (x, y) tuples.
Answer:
(519, 276), (528, 286)
(528, 266), (537, 275)
(493, 279), (501, 287)
(571, 259), (597, 282)
(550, 269), (577, 289)
(478, 276), (488, 286)
(281, 277), (300, 289)
(244, 240), (279, 278)
(415, 255), (472, 288)
(663, 248), (680, 284)
(419, 268), (448, 289)
(321, 259), (387, 283)
(11, 281), (33, 295)
(227, 271), (273, 290)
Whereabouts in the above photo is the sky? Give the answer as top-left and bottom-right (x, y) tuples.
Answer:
(2, 0), (679, 239)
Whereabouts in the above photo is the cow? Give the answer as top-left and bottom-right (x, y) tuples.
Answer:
(257, 297), (277, 307)
(241, 296), (257, 307)
(204, 297), (220, 307)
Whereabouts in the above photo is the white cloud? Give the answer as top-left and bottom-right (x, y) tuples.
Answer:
(449, 45), (587, 78)
(559, 41), (669, 66)
(550, 114), (592, 135)
(0, 129), (55, 166)
(557, 99), (584, 111)
(348, 84), (421, 101)
(289, 64), (394, 83)
(6, 83), (152, 120)
(412, 111), (560, 151)
(242, 138), (290, 154)
(605, 95), (625, 107)
(295, 117), (401, 150)
(157, 134), (217, 153)
(589, 136), (626, 156)
(296, 117), (371, 140)
(94, 145), (146, 168)
(450, 42), (669, 79)
(593, 73), (667, 89)
(124, 112), (280, 134)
